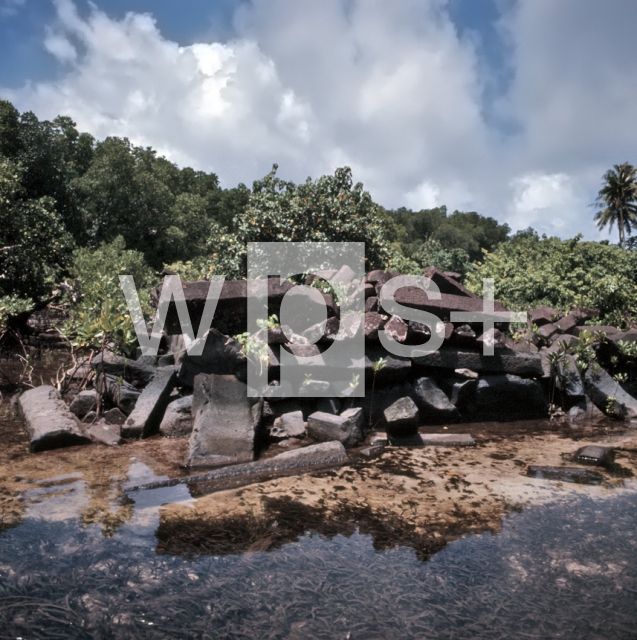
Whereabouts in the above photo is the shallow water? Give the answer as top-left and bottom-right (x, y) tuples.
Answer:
(2, 360), (637, 638)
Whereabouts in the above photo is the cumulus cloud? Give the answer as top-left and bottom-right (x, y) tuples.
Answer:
(2, 0), (636, 241)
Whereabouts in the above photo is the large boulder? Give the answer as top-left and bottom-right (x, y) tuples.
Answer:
(177, 328), (247, 388)
(468, 374), (548, 421)
(159, 395), (193, 438)
(422, 266), (478, 298)
(122, 367), (177, 438)
(411, 377), (460, 423)
(270, 410), (307, 440)
(186, 374), (263, 468)
(307, 411), (362, 448)
(384, 397), (419, 435)
(18, 385), (91, 452)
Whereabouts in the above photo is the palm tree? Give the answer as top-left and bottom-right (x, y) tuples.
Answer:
(592, 163), (637, 249)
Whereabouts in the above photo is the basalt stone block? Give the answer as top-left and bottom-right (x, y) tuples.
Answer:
(412, 346), (543, 377)
(450, 324), (477, 347)
(91, 351), (156, 386)
(159, 395), (193, 438)
(383, 315), (408, 343)
(365, 347), (412, 386)
(126, 441), (348, 493)
(556, 355), (585, 399)
(19, 385), (91, 452)
(86, 421), (123, 446)
(392, 289), (509, 323)
(539, 323), (560, 340)
(177, 328), (247, 388)
(585, 366), (637, 419)
(411, 377), (459, 423)
(423, 266), (478, 298)
(420, 433), (475, 446)
(307, 411), (362, 448)
(575, 445), (615, 467)
(69, 389), (98, 419)
(527, 306), (559, 327)
(151, 278), (295, 336)
(96, 374), (141, 416)
(365, 295), (379, 313)
(469, 374), (548, 422)
(364, 312), (388, 341)
(103, 407), (126, 425)
(122, 367), (177, 439)
(271, 410), (306, 440)
(555, 314), (579, 334)
(186, 374), (263, 468)
(567, 396), (605, 426)
(384, 397), (419, 435)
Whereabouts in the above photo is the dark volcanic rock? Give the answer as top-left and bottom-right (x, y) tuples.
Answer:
(307, 411), (362, 448)
(186, 374), (262, 468)
(383, 397), (419, 435)
(177, 328), (247, 388)
(411, 377), (459, 423)
(91, 351), (156, 386)
(95, 373), (141, 416)
(412, 346), (543, 377)
(469, 374), (548, 422)
(585, 366), (637, 419)
(19, 385), (91, 452)
(423, 266), (478, 298)
(69, 389), (98, 419)
(159, 395), (193, 438)
(122, 367), (177, 438)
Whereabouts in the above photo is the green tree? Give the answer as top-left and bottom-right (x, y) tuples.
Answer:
(466, 232), (637, 325)
(0, 157), (73, 302)
(202, 165), (392, 279)
(593, 162), (637, 250)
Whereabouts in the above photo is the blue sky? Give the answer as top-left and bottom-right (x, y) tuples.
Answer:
(2, 0), (636, 242)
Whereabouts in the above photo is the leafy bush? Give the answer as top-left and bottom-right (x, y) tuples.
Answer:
(466, 233), (637, 324)
(61, 237), (157, 356)
(201, 165), (392, 279)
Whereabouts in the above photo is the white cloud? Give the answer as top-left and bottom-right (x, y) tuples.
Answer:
(2, 0), (637, 242)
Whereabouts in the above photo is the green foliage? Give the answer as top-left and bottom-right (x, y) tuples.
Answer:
(381, 205), (510, 273)
(0, 157), (74, 300)
(61, 237), (157, 356)
(202, 165), (392, 279)
(418, 239), (471, 275)
(466, 233), (637, 323)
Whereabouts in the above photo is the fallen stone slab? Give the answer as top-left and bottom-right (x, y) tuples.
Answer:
(18, 385), (91, 452)
(122, 367), (177, 438)
(526, 465), (604, 485)
(177, 328), (247, 388)
(357, 445), (385, 458)
(86, 421), (123, 446)
(365, 347), (412, 385)
(186, 374), (262, 468)
(152, 278), (295, 336)
(413, 346), (543, 377)
(124, 441), (348, 493)
(159, 395), (193, 438)
(585, 366), (637, 419)
(69, 389), (97, 419)
(370, 432), (389, 447)
(575, 445), (615, 467)
(392, 289), (509, 323)
(307, 411), (362, 448)
(528, 306), (559, 326)
(91, 351), (156, 386)
(555, 355), (585, 398)
(420, 433), (475, 446)
(388, 432), (475, 447)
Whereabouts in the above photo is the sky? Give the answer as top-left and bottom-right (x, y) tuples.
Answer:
(1, 0), (636, 242)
